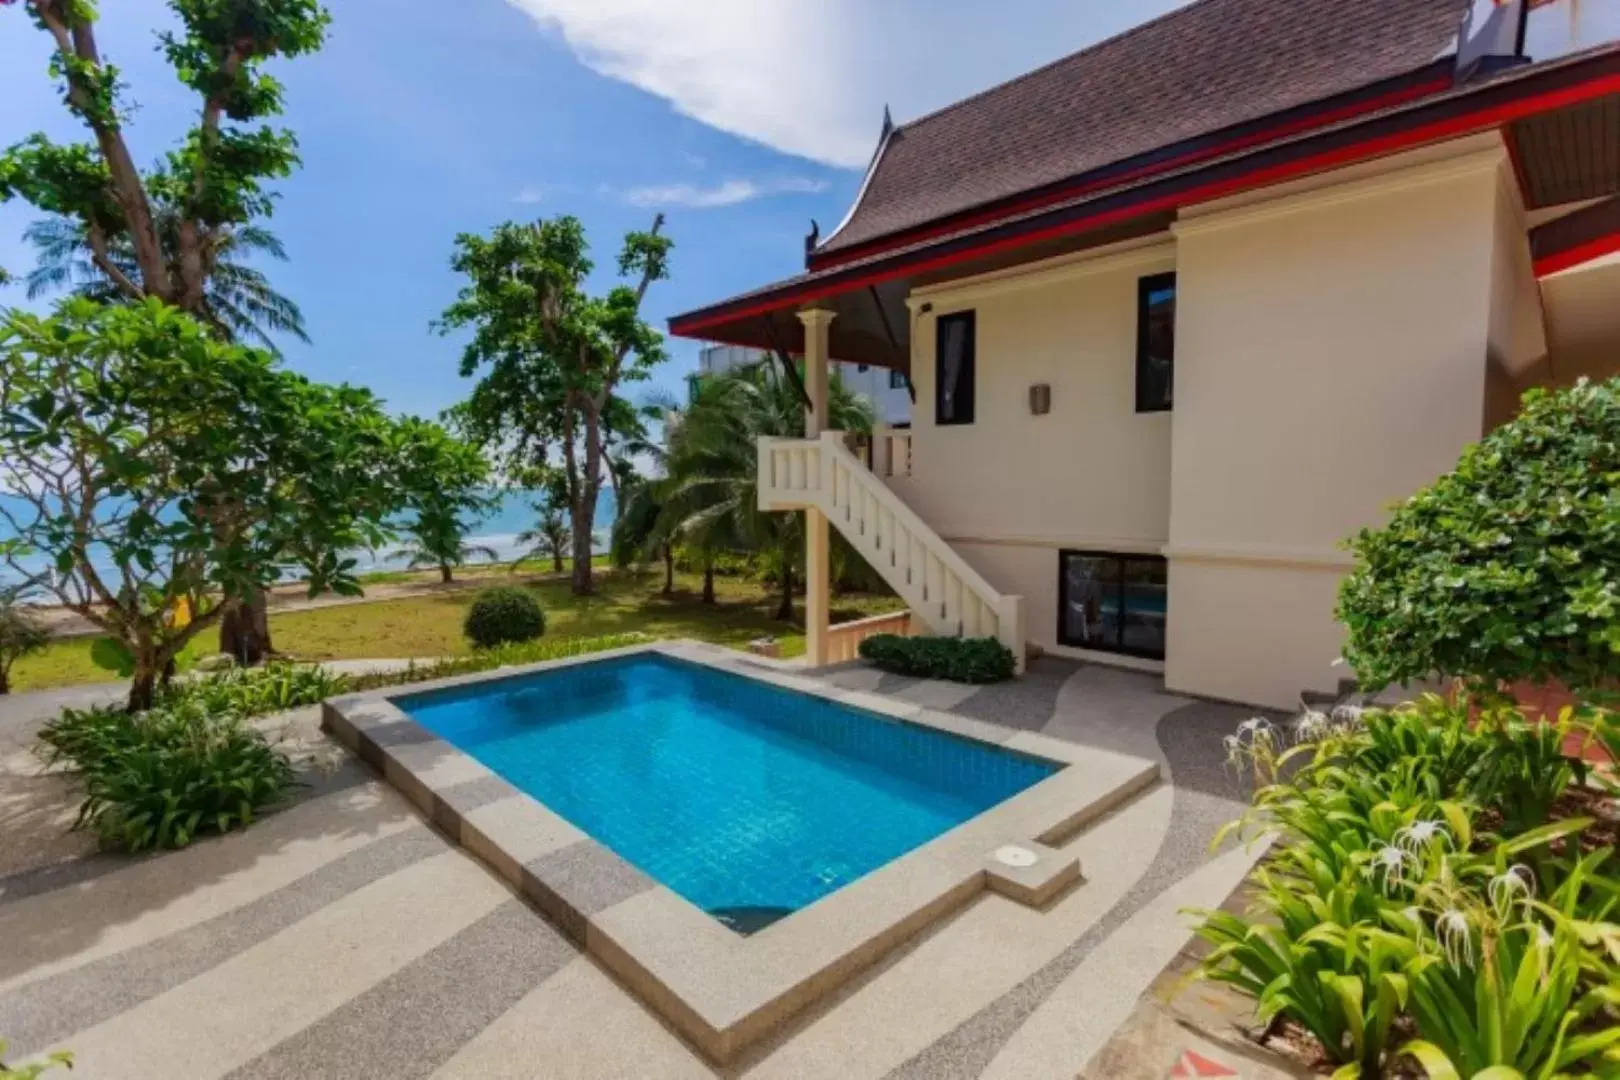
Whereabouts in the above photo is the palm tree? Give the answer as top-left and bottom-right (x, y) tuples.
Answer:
(23, 214), (309, 355)
(660, 362), (872, 621)
(611, 477), (676, 595)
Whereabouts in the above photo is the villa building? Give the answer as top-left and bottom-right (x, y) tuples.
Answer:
(669, 0), (1620, 709)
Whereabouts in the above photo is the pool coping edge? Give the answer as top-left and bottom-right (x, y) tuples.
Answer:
(320, 639), (1161, 1064)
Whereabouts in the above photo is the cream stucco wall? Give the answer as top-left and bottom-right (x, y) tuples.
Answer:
(870, 145), (1535, 707)
(891, 244), (1175, 657)
(1164, 151), (1508, 707)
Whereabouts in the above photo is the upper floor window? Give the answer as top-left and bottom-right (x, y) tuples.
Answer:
(889, 370), (909, 390)
(935, 311), (976, 426)
(1135, 273), (1176, 413)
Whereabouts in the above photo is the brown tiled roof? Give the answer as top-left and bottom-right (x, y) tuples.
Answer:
(816, 0), (1470, 257)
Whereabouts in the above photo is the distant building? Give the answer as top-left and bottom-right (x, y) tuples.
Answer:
(694, 343), (911, 426)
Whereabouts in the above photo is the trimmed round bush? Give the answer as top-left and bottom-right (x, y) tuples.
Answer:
(1337, 376), (1620, 696)
(463, 587), (547, 648)
(857, 634), (1016, 683)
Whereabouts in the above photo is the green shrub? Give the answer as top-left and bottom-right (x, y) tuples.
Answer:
(857, 634), (1015, 683)
(1338, 377), (1620, 698)
(463, 587), (546, 648)
(40, 699), (298, 852)
(159, 662), (351, 716)
(0, 1038), (71, 1079)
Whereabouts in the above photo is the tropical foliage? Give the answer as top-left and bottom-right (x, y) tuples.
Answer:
(1191, 697), (1620, 1079)
(658, 363), (873, 621)
(1, 0), (333, 665)
(21, 213), (307, 354)
(391, 418), (496, 584)
(0, 299), (402, 709)
(1338, 377), (1620, 699)
(39, 697), (300, 852)
(439, 215), (672, 597)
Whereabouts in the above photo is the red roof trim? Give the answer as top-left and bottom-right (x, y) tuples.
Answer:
(1535, 230), (1620, 277)
(670, 67), (1620, 338)
(809, 70), (1454, 272)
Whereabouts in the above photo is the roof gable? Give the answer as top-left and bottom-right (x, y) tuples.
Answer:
(816, 0), (1470, 259)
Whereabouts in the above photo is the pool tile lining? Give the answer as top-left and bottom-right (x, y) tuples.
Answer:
(321, 640), (1159, 1064)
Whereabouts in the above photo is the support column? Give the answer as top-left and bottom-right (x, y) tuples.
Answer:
(799, 308), (836, 666)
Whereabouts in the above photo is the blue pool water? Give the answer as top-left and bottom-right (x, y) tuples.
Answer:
(395, 654), (1058, 929)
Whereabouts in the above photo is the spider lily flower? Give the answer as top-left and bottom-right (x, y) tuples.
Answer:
(1436, 908), (1474, 967)
(1487, 864), (1535, 916)
(1293, 709), (1330, 743)
(1394, 819), (1451, 854)
(1364, 845), (1412, 894)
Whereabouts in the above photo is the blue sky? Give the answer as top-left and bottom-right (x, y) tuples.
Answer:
(0, 0), (1198, 419)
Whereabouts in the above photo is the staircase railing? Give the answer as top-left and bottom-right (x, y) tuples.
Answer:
(759, 430), (1025, 670)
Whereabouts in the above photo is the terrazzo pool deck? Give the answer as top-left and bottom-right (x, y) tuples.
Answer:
(0, 643), (1270, 1079)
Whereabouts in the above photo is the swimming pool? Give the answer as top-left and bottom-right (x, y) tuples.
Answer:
(395, 653), (1058, 930)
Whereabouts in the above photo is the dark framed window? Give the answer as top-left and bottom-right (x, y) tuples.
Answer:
(889, 370), (909, 390)
(1135, 273), (1176, 413)
(935, 311), (976, 425)
(1058, 551), (1168, 659)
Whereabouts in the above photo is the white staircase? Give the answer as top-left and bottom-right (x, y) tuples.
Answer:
(759, 431), (1026, 670)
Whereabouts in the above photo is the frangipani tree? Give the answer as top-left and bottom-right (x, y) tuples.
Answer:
(0, 0), (333, 661)
(0, 299), (401, 708)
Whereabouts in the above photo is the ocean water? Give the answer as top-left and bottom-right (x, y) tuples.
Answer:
(0, 489), (616, 588)
(396, 653), (1058, 931)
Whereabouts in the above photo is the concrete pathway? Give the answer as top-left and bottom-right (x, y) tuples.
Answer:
(0, 655), (1272, 1078)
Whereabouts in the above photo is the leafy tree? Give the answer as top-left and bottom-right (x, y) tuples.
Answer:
(438, 215), (672, 597)
(22, 214), (307, 354)
(1, 0), (333, 660)
(392, 418), (495, 584)
(0, 583), (49, 695)
(661, 363), (871, 621)
(1338, 376), (1620, 699)
(0, 299), (400, 709)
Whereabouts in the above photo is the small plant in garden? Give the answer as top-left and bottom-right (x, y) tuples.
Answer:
(1190, 700), (1620, 1079)
(857, 634), (1016, 683)
(463, 587), (547, 648)
(0, 1038), (71, 1079)
(1337, 376), (1620, 700)
(39, 700), (299, 852)
(0, 584), (47, 695)
(158, 663), (351, 717)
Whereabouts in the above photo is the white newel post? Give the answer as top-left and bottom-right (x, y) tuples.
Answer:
(799, 308), (836, 666)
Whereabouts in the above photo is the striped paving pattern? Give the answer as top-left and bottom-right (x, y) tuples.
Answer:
(0, 662), (1262, 1079)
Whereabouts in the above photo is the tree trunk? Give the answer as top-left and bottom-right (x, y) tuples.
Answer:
(662, 545), (674, 596)
(127, 654), (159, 713)
(552, 548), (564, 574)
(440, 562), (453, 584)
(775, 558), (794, 622)
(702, 557), (716, 605)
(219, 590), (272, 665)
(571, 411), (603, 596)
(0, 668), (9, 696)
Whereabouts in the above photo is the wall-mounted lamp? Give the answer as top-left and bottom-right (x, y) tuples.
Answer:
(1029, 383), (1052, 416)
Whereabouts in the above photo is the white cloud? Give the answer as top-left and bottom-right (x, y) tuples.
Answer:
(503, 0), (1194, 169)
(616, 176), (828, 209)
(512, 185), (551, 204)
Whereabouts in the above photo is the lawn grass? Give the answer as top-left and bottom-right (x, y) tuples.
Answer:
(11, 570), (904, 692)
